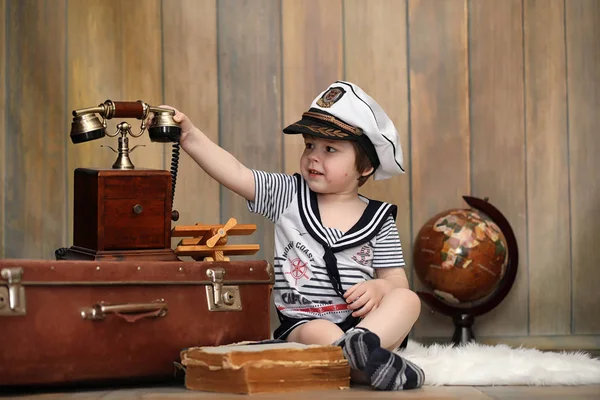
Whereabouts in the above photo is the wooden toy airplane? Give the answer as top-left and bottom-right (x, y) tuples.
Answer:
(172, 218), (259, 262)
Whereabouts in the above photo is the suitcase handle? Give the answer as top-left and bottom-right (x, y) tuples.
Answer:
(81, 299), (168, 322)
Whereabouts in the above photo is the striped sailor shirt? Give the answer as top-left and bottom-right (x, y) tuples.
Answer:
(247, 170), (405, 323)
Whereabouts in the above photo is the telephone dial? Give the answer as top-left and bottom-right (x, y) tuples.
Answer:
(56, 100), (183, 261)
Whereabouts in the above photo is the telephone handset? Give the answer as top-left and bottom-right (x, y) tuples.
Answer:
(69, 100), (181, 220)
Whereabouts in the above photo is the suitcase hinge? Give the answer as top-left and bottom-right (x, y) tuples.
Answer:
(0, 267), (27, 316)
(206, 268), (242, 312)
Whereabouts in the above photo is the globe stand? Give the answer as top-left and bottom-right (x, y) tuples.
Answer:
(452, 314), (475, 345)
(416, 196), (519, 347)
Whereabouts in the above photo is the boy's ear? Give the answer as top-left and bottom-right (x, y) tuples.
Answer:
(361, 166), (374, 177)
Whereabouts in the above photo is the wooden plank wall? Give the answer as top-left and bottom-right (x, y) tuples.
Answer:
(524, 0), (570, 336)
(566, 0), (600, 335)
(218, 0), (282, 262)
(408, 0), (471, 338)
(0, 0), (5, 258)
(162, 0), (220, 247)
(470, 0), (527, 337)
(6, 0), (67, 260)
(282, 0), (343, 176)
(1, 0), (598, 344)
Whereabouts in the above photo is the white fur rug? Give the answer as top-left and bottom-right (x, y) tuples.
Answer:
(397, 340), (600, 386)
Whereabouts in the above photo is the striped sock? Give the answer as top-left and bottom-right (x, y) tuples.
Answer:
(365, 347), (425, 391)
(332, 327), (380, 371)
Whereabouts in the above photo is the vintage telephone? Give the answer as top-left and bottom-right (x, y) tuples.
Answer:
(57, 100), (183, 261)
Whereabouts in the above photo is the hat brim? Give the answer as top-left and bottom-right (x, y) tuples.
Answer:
(283, 118), (358, 141)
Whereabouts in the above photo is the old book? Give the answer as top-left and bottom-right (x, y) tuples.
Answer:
(180, 341), (350, 394)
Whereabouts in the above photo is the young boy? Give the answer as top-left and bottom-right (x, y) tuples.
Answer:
(162, 81), (424, 391)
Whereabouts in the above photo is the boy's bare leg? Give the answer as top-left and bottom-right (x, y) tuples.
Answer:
(357, 287), (421, 350)
(353, 288), (424, 390)
(286, 319), (344, 345)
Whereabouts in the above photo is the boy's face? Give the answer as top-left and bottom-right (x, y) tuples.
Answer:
(300, 135), (368, 195)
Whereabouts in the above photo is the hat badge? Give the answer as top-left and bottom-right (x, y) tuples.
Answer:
(317, 87), (346, 108)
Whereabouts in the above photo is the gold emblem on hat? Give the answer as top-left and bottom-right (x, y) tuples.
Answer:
(317, 87), (346, 108)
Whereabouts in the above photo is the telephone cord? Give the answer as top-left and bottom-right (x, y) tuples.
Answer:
(171, 142), (180, 206)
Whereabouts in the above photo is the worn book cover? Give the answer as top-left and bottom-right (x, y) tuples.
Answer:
(180, 341), (350, 394)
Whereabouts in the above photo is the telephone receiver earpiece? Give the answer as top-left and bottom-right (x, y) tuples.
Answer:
(147, 110), (181, 143)
(70, 113), (106, 144)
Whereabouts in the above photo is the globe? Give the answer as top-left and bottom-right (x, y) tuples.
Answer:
(413, 208), (509, 304)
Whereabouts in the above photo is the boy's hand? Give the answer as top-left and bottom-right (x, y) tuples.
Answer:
(344, 279), (394, 318)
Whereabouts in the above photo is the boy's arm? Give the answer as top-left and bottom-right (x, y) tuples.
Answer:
(180, 127), (255, 202)
(375, 267), (410, 290)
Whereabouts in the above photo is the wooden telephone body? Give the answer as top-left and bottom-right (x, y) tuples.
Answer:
(64, 168), (178, 261)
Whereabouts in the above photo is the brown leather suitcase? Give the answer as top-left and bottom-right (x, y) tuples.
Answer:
(0, 258), (273, 387)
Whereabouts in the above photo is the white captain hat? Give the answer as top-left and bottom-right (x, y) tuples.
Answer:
(283, 80), (404, 180)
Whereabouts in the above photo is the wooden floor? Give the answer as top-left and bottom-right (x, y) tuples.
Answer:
(4, 383), (600, 400)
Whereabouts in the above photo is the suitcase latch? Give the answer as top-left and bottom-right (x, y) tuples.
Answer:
(206, 268), (241, 312)
(0, 267), (27, 316)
